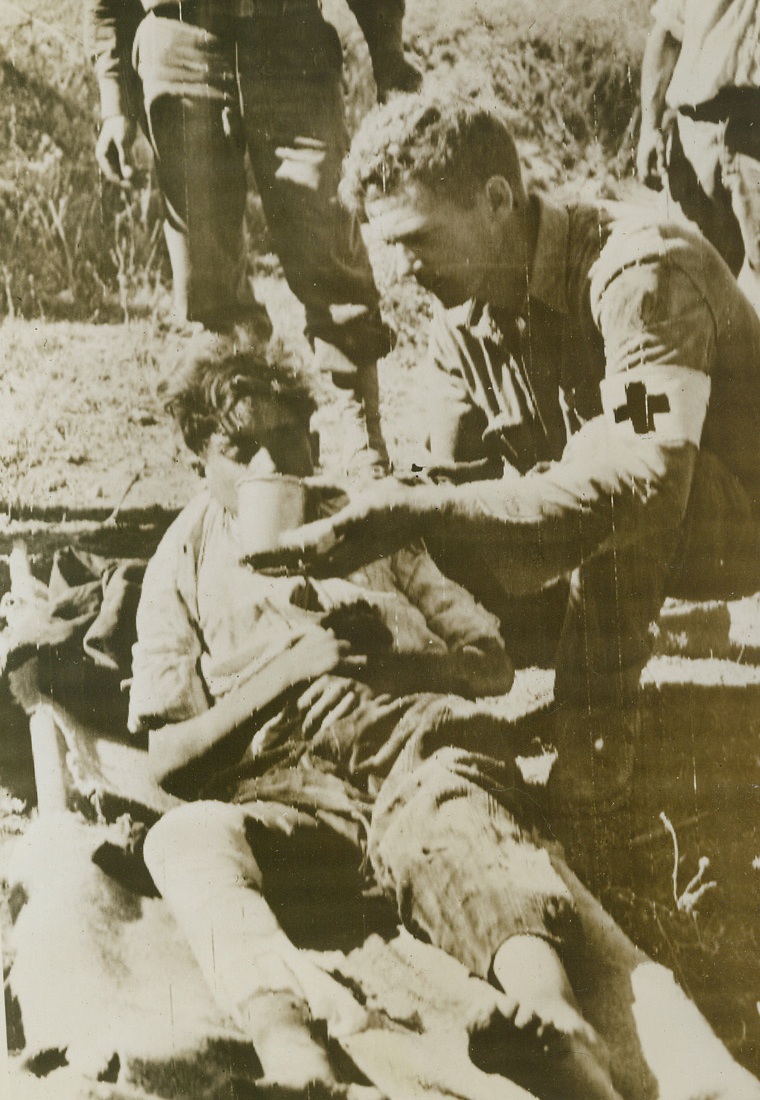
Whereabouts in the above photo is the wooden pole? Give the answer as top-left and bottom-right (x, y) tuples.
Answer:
(8, 541), (69, 814)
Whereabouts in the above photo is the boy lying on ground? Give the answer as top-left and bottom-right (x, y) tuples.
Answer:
(130, 342), (623, 1099)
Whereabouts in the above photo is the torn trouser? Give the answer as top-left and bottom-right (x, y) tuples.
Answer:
(143, 695), (575, 1021)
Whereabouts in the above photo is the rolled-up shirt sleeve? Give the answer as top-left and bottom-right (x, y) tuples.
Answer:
(128, 521), (210, 733)
(591, 248), (715, 382)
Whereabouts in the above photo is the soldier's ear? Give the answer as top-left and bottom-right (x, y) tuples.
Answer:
(484, 175), (513, 216)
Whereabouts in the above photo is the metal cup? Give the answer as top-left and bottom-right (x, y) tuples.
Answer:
(235, 474), (306, 556)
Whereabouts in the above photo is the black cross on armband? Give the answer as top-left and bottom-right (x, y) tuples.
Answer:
(613, 380), (670, 434)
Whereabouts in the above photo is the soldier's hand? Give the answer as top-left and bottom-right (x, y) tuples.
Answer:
(636, 122), (666, 191)
(243, 481), (423, 577)
(95, 115), (137, 186)
(375, 55), (423, 103)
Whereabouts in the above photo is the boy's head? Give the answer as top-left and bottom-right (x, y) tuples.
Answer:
(162, 342), (318, 479)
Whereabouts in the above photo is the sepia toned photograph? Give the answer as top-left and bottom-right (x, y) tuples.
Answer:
(1, 1), (759, 1097)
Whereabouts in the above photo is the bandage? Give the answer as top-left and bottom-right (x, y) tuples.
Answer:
(600, 365), (711, 445)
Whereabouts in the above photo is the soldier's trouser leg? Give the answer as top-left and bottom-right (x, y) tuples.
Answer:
(134, 14), (268, 331)
(548, 446), (760, 885)
(237, 7), (390, 471)
(666, 114), (746, 277)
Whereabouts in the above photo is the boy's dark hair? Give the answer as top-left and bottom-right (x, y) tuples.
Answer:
(340, 88), (524, 214)
(161, 342), (317, 457)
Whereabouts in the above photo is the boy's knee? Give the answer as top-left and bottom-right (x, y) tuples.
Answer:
(144, 801), (247, 880)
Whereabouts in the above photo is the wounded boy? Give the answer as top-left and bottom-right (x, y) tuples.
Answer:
(130, 343), (621, 1099)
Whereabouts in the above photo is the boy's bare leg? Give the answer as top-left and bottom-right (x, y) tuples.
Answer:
(490, 934), (622, 1099)
(239, 987), (336, 1093)
(143, 802), (353, 1095)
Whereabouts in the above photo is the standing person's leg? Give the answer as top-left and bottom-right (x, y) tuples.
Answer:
(666, 114), (746, 275)
(722, 107), (760, 316)
(237, 4), (390, 473)
(143, 800), (363, 1093)
(133, 13), (270, 333)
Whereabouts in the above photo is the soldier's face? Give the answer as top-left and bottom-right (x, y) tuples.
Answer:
(366, 182), (496, 307)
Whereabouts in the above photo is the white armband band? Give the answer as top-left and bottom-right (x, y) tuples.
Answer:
(600, 365), (711, 446)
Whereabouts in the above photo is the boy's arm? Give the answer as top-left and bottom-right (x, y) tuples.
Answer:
(129, 519), (210, 737)
(342, 545), (513, 699)
(149, 630), (344, 798)
(130, 504), (346, 797)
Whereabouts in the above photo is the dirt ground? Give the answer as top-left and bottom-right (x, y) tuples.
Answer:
(0, 265), (429, 515)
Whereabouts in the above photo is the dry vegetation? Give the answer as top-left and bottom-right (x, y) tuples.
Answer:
(0, 0), (649, 324)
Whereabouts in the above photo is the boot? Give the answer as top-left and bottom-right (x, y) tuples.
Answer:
(547, 703), (640, 814)
(313, 339), (390, 479)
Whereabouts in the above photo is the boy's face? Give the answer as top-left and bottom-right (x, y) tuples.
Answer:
(203, 392), (315, 509)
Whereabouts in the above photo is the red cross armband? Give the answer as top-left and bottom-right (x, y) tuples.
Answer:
(600, 365), (711, 446)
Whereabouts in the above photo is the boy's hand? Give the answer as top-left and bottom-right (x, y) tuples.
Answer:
(277, 628), (349, 690)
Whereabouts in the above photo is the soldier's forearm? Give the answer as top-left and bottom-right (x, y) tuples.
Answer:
(353, 638), (512, 698)
(409, 435), (695, 596)
(640, 23), (681, 130)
